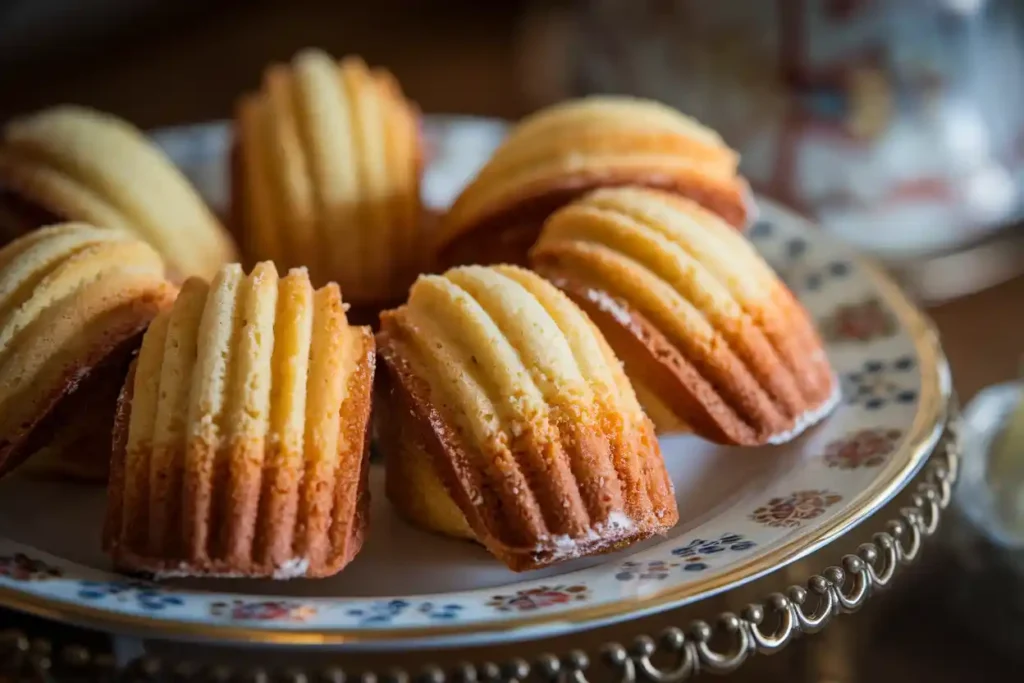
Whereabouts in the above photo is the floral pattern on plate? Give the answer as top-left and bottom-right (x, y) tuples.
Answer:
(750, 491), (844, 529)
(210, 600), (317, 622)
(0, 554), (62, 581)
(824, 428), (903, 470)
(486, 585), (589, 612)
(614, 559), (680, 581)
(78, 580), (185, 611)
(843, 357), (918, 409)
(774, 235), (852, 294)
(671, 533), (758, 571)
(820, 298), (898, 343)
(345, 600), (464, 626)
(616, 533), (759, 580)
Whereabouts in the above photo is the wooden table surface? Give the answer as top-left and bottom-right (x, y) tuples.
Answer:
(2, 4), (1022, 680)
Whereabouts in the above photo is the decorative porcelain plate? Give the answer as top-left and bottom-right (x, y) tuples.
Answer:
(0, 117), (950, 649)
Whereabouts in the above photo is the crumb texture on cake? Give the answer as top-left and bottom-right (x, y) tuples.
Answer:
(531, 187), (838, 445)
(0, 223), (175, 476)
(377, 264), (678, 571)
(436, 96), (749, 267)
(235, 49), (422, 305)
(0, 106), (235, 279)
(104, 262), (374, 578)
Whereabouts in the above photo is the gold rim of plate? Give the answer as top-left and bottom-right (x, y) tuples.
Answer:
(0, 208), (951, 647)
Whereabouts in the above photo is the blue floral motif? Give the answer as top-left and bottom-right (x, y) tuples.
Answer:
(748, 220), (774, 240)
(77, 580), (184, 611)
(345, 599), (463, 625)
(615, 559), (679, 582)
(670, 533), (757, 572)
(617, 534), (758, 580)
(345, 599), (409, 625)
(417, 601), (464, 620)
(773, 236), (851, 293)
(843, 356), (917, 410)
(786, 237), (808, 259)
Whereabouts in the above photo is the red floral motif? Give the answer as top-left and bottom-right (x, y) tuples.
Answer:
(821, 298), (896, 343)
(486, 585), (589, 612)
(0, 554), (62, 581)
(750, 490), (843, 529)
(209, 600), (316, 622)
(824, 428), (902, 470)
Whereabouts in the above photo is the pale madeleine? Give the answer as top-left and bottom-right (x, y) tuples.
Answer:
(436, 96), (750, 268)
(234, 49), (422, 310)
(0, 106), (235, 280)
(0, 223), (176, 479)
(104, 262), (374, 578)
(376, 264), (678, 572)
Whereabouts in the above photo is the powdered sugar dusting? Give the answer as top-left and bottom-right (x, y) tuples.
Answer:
(272, 557), (311, 579)
(538, 512), (639, 562)
(152, 562), (250, 580)
(603, 510), (636, 532)
(766, 379), (842, 445)
(151, 557), (311, 580)
(583, 288), (633, 327)
(549, 534), (582, 555)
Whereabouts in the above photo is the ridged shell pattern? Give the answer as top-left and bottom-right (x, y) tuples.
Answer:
(436, 96), (749, 267)
(104, 262), (375, 578)
(0, 223), (175, 474)
(378, 264), (678, 571)
(531, 188), (838, 446)
(236, 49), (422, 305)
(0, 106), (236, 280)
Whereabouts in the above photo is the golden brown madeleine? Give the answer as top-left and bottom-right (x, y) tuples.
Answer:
(233, 49), (424, 311)
(531, 187), (838, 446)
(0, 106), (236, 280)
(0, 223), (177, 479)
(376, 264), (678, 572)
(435, 96), (750, 268)
(104, 262), (374, 578)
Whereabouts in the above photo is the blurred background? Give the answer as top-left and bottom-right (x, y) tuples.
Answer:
(4, 0), (1024, 318)
(3, 0), (1024, 680)
(0, 1), (535, 124)
(4, 0), (1019, 408)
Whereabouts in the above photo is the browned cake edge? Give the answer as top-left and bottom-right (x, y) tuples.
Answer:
(15, 331), (141, 483)
(376, 321), (677, 573)
(104, 328), (376, 579)
(438, 172), (750, 270)
(320, 326), (376, 577)
(376, 348), (477, 542)
(0, 187), (196, 284)
(0, 289), (174, 479)
(534, 266), (839, 446)
(102, 357), (135, 554)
